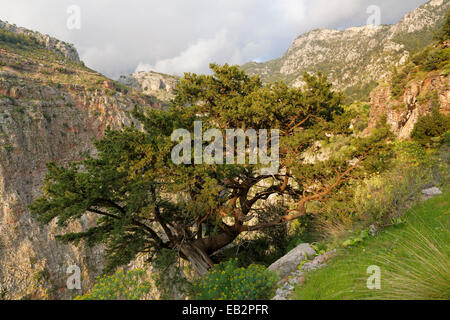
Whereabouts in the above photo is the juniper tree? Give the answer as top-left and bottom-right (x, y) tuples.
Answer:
(30, 64), (391, 276)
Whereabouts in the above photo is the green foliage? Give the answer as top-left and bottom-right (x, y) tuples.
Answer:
(307, 138), (436, 246)
(151, 249), (192, 300)
(393, 140), (427, 164)
(412, 108), (450, 146)
(393, 28), (436, 54)
(293, 192), (450, 300)
(192, 259), (278, 300)
(391, 14), (450, 99)
(30, 64), (389, 277)
(391, 64), (414, 99)
(411, 47), (433, 66)
(341, 229), (369, 248)
(343, 81), (378, 104)
(353, 162), (428, 225)
(423, 48), (450, 72)
(219, 204), (303, 267)
(75, 269), (151, 300)
(434, 9), (450, 43)
(0, 29), (39, 47)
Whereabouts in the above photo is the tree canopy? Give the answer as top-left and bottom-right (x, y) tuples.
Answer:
(30, 64), (391, 276)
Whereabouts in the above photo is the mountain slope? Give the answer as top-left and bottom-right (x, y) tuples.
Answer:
(292, 191), (449, 300)
(0, 22), (160, 299)
(0, 20), (80, 63)
(243, 0), (450, 102)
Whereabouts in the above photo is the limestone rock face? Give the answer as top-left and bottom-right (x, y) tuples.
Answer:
(367, 73), (450, 139)
(0, 39), (160, 299)
(268, 244), (316, 279)
(0, 20), (80, 63)
(243, 0), (450, 101)
(119, 71), (178, 103)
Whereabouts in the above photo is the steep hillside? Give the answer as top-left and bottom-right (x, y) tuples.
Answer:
(0, 20), (80, 63)
(293, 191), (449, 300)
(243, 0), (450, 102)
(366, 21), (450, 139)
(0, 23), (160, 299)
(367, 69), (449, 139)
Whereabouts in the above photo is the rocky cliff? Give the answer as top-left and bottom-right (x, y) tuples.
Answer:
(243, 0), (450, 102)
(367, 71), (449, 139)
(0, 27), (160, 299)
(119, 71), (178, 103)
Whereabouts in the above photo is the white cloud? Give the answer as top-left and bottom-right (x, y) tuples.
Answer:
(136, 30), (270, 76)
(0, 0), (429, 78)
(137, 30), (231, 76)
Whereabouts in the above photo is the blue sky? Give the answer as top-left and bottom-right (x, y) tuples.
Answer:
(0, 0), (428, 78)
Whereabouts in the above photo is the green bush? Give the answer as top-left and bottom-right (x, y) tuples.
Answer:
(391, 65), (413, 98)
(0, 29), (38, 47)
(192, 259), (278, 300)
(152, 248), (191, 300)
(412, 108), (450, 146)
(423, 48), (450, 72)
(434, 9), (450, 43)
(310, 139), (432, 242)
(75, 269), (151, 300)
(352, 141), (432, 225)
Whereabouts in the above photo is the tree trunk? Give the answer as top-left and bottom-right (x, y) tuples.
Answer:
(179, 242), (215, 277)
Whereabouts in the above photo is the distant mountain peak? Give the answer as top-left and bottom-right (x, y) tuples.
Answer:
(243, 0), (450, 102)
(119, 70), (179, 103)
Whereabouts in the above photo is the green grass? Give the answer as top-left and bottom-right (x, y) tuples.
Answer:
(292, 191), (450, 300)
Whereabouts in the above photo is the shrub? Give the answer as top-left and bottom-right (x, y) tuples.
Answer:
(151, 248), (191, 300)
(412, 108), (450, 146)
(75, 269), (151, 300)
(0, 29), (38, 47)
(192, 259), (278, 300)
(391, 65), (413, 98)
(352, 146), (431, 225)
(312, 140), (431, 241)
(411, 47), (433, 66)
(423, 48), (450, 72)
(434, 9), (450, 43)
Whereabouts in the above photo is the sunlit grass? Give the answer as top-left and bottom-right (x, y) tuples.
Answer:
(293, 191), (450, 300)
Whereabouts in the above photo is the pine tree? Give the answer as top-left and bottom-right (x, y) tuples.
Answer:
(30, 64), (390, 276)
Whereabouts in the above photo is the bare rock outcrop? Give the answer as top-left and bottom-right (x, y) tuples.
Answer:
(367, 73), (450, 139)
(0, 19), (80, 63)
(0, 40), (159, 299)
(119, 71), (178, 103)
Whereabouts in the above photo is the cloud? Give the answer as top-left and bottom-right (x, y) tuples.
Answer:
(0, 0), (429, 78)
(136, 30), (270, 76)
(137, 30), (231, 76)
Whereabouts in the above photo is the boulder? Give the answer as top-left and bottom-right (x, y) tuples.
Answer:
(268, 244), (316, 278)
(422, 187), (443, 200)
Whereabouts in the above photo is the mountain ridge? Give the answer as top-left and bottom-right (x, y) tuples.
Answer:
(243, 0), (450, 102)
(0, 19), (80, 63)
